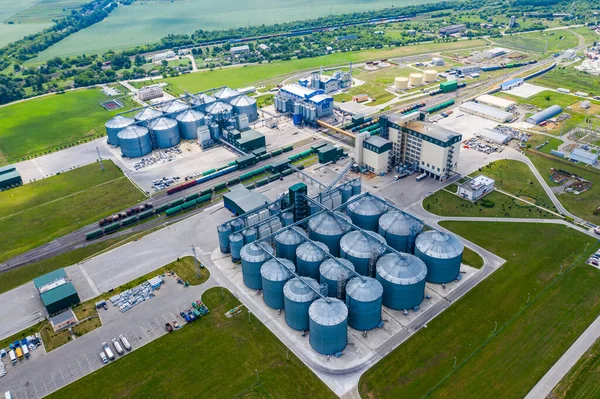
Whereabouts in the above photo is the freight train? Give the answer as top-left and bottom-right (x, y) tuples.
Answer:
(480, 60), (537, 72)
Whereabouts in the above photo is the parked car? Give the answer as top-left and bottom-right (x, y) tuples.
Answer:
(165, 323), (173, 333)
(99, 352), (108, 364)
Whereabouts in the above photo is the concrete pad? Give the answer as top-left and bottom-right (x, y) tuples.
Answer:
(254, 121), (314, 151)
(436, 112), (499, 140)
(504, 82), (547, 98)
(0, 283), (45, 341)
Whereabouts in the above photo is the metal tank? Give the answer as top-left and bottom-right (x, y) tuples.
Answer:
(345, 276), (383, 331)
(351, 179), (361, 196)
(378, 211), (423, 253)
(414, 231), (464, 284)
(229, 95), (258, 122)
(230, 233), (244, 263)
(275, 227), (306, 264)
(268, 202), (281, 216)
(261, 258), (294, 309)
(308, 212), (352, 256)
(376, 253), (427, 310)
(309, 202), (321, 216)
(296, 241), (329, 279)
(231, 218), (245, 232)
(214, 87), (241, 101)
(117, 126), (152, 158)
(176, 109), (205, 140)
(341, 184), (353, 203)
(284, 277), (320, 331)
(242, 227), (257, 244)
(149, 117), (180, 148)
(218, 223), (232, 253)
(206, 101), (233, 121)
(281, 212), (294, 227)
(309, 298), (348, 355)
(347, 195), (388, 231)
(240, 243), (273, 290)
(161, 99), (189, 115)
(340, 231), (387, 276)
(319, 258), (355, 298)
(105, 115), (134, 146)
(134, 107), (162, 123)
(192, 93), (216, 111)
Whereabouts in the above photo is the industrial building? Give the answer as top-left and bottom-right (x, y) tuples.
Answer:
(378, 113), (462, 181)
(476, 94), (516, 111)
(0, 165), (22, 191)
(50, 309), (77, 332)
(230, 45), (250, 55)
(458, 175), (495, 201)
(525, 105), (563, 125)
(431, 57), (445, 66)
(452, 66), (480, 76)
(223, 129), (266, 153)
(569, 148), (598, 165)
(33, 269), (80, 316)
(360, 135), (392, 175)
(274, 84), (334, 124)
(459, 101), (513, 123)
(478, 128), (511, 144)
(500, 78), (523, 91)
(439, 24), (466, 35)
(298, 70), (352, 93)
(223, 184), (269, 215)
(138, 86), (164, 101)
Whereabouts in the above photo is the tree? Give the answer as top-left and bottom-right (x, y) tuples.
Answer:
(134, 54), (145, 66)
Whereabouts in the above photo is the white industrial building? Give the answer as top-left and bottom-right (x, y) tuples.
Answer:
(431, 57), (445, 66)
(230, 45), (250, 55)
(138, 86), (163, 101)
(478, 128), (511, 144)
(458, 175), (495, 201)
(359, 135), (392, 175)
(459, 101), (513, 123)
(439, 24), (466, 35)
(151, 51), (175, 62)
(476, 94), (516, 111)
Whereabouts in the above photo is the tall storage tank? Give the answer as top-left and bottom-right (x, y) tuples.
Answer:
(240, 243), (273, 290)
(351, 179), (361, 196)
(192, 93), (216, 111)
(214, 87), (241, 101)
(229, 233), (244, 263)
(341, 184), (353, 203)
(409, 73), (424, 86)
(134, 107), (162, 123)
(105, 115), (134, 146)
(320, 258), (355, 298)
(281, 212), (294, 226)
(161, 99), (189, 115)
(340, 231), (387, 276)
(378, 211), (423, 253)
(218, 223), (232, 253)
(309, 298), (348, 355)
(206, 102), (233, 121)
(424, 70), (438, 83)
(296, 241), (329, 279)
(149, 117), (180, 148)
(308, 212), (352, 256)
(231, 218), (245, 232)
(176, 109), (205, 140)
(394, 77), (409, 90)
(230, 95), (258, 122)
(261, 258), (294, 309)
(345, 276), (383, 331)
(415, 231), (464, 284)
(347, 195), (388, 231)
(242, 227), (257, 244)
(284, 277), (320, 331)
(275, 227), (306, 264)
(118, 126), (152, 158)
(376, 253), (427, 310)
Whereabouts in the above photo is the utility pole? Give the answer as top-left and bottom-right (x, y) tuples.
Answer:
(96, 146), (105, 171)
(453, 356), (457, 369)
(191, 245), (201, 279)
(494, 321), (498, 333)
(527, 292), (530, 304)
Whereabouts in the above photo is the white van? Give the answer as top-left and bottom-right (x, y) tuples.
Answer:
(5, 391), (13, 399)
(119, 334), (132, 351)
(8, 350), (16, 365)
(99, 352), (108, 364)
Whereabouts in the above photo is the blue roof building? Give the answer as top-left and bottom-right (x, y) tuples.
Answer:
(570, 148), (598, 165)
(500, 78), (523, 91)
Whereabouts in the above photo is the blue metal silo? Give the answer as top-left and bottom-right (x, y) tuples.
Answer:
(347, 195), (388, 231)
(242, 227), (257, 244)
(230, 218), (245, 232)
(261, 258), (294, 309)
(378, 211), (423, 253)
(319, 258), (355, 298)
(117, 126), (152, 158)
(284, 277), (319, 331)
(206, 101), (233, 122)
(229, 233), (244, 263)
(214, 87), (241, 101)
(161, 99), (189, 115)
(105, 115), (134, 146)
(218, 223), (232, 253)
(341, 184), (353, 203)
(240, 243), (273, 290)
(308, 212), (352, 256)
(149, 117), (181, 148)
(345, 276), (383, 331)
(340, 231), (387, 276)
(376, 253), (427, 310)
(281, 212), (294, 226)
(309, 298), (348, 355)
(176, 109), (205, 140)
(350, 179), (361, 196)
(275, 227), (306, 264)
(296, 241), (329, 279)
(192, 93), (216, 112)
(415, 231), (464, 284)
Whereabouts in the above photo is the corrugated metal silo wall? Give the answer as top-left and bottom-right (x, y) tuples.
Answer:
(346, 294), (382, 331)
(285, 295), (313, 331)
(309, 230), (343, 257)
(309, 317), (348, 355)
(241, 258), (264, 290)
(261, 277), (288, 309)
(415, 249), (462, 284)
(218, 224), (232, 253)
(376, 275), (426, 310)
(275, 240), (302, 264)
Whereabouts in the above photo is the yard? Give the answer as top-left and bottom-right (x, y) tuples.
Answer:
(47, 287), (336, 399)
(360, 222), (600, 398)
(552, 337), (600, 399)
(492, 30), (579, 54)
(530, 66), (600, 95)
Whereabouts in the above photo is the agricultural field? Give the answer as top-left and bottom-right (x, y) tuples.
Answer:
(492, 29), (579, 54)
(0, 88), (135, 165)
(551, 337), (600, 399)
(48, 287), (336, 398)
(530, 66), (600, 96)
(0, 161), (145, 263)
(360, 222), (600, 399)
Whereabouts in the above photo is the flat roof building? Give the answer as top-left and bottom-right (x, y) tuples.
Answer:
(230, 45), (250, 54)
(476, 94), (516, 111)
(570, 148), (598, 165)
(439, 24), (466, 35)
(458, 175), (495, 201)
(236, 130), (266, 152)
(500, 78), (523, 91)
(34, 269), (80, 315)
(362, 135), (392, 175)
(460, 101), (513, 123)
(0, 165), (22, 191)
(223, 184), (269, 215)
(479, 128), (511, 144)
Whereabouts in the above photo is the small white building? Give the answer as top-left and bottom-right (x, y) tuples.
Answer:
(152, 51), (176, 62)
(258, 43), (270, 51)
(476, 94), (516, 111)
(362, 135), (392, 175)
(138, 86), (163, 101)
(458, 175), (495, 201)
(230, 45), (250, 55)
(431, 57), (445, 66)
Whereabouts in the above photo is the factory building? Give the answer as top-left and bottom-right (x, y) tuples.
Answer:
(478, 128), (511, 145)
(476, 94), (516, 111)
(500, 78), (523, 91)
(569, 148), (598, 165)
(0, 164), (22, 191)
(361, 136), (392, 175)
(431, 57), (445, 66)
(525, 105), (562, 125)
(274, 84), (334, 124)
(33, 269), (80, 315)
(138, 86), (164, 101)
(379, 114), (462, 181)
(452, 66), (480, 76)
(459, 101), (513, 123)
(298, 70), (352, 93)
(458, 175), (495, 201)
(223, 185), (269, 215)
(230, 45), (250, 55)
(439, 24), (466, 35)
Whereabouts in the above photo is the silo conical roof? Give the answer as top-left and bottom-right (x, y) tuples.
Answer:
(230, 95), (256, 106)
(148, 117), (177, 130)
(347, 195), (388, 217)
(241, 242), (273, 262)
(161, 100), (189, 114)
(346, 276), (383, 302)
(214, 87), (240, 100)
(340, 231), (387, 259)
(284, 277), (320, 302)
(105, 115), (134, 129)
(308, 212), (351, 236)
(134, 107), (162, 121)
(378, 211), (418, 236)
(275, 227), (306, 245)
(376, 253), (427, 285)
(415, 231), (464, 259)
(309, 298), (348, 326)
(206, 101), (233, 114)
(117, 125), (148, 139)
(261, 259), (294, 281)
(176, 109), (205, 122)
(296, 241), (329, 261)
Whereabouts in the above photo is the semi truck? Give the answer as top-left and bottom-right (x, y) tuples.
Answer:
(8, 350), (16, 365)
(102, 342), (115, 360)
(119, 334), (131, 351)
(15, 347), (23, 360)
(112, 338), (124, 355)
(21, 344), (29, 359)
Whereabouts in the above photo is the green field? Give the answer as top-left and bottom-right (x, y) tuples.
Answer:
(48, 287), (336, 398)
(0, 88), (134, 165)
(462, 247), (484, 269)
(552, 337), (600, 399)
(530, 66), (600, 96)
(528, 134), (564, 154)
(360, 222), (600, 398)
(0, 161), (145, 263)
(493, 30), (579, 54)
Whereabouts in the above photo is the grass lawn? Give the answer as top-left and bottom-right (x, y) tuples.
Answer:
(0, 161), (145, 263)
(530, 66), (600, 96)
(40, 322), (73, 352)
(360, 222), (600, 399)
(0, 88), (134, 165)
(462, 247), (484, 269)
(528, 134), (564, 154)
(552, 336), (600, 399)
(48, 287), (336, 399)
(493, 30), (579, 54)
(523, 91), (581, 109)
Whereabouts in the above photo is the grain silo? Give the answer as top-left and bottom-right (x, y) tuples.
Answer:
(346, 195), (388, 231)
(281, 212), (294, 227)
(240, 243), (273, 290)
(319, 258), (355, 298)
(309, 298), (348, 355)
(378, 211), (423, 253)
(134, 107), (162, 123)
(161, 99), (189, 115)
(351, 179), (361, 196)
(261, 258), (294, 309)
(175, 109), (205, 140)
(149, 117), (180, 148)
(206, 101), (234, 121)
(394, 77), (409, 90)
(414, 231), (464, 284)
(308, 212), (352, 256)
(409, 73), (424, 86)
(218, 223), (232, 253)
(242, 227), (257, 244)
(275, 227), (306, 264)
(214, 87), (241, 101)
(376, 253), (427, 310)
(284, 277), (320, 331)
(345, 276), (383, 330)
(340, 231), (387, 276)
(117, 126), (152, 158)
(192, 93), (216, 111)
(229, 95), (258, 122)
(341, 184), (353, 203)
(296, 241), (329, 279)
(229, 233), (244, 263)
(105, 115), (134, 146)
(230, 218), (245, 232)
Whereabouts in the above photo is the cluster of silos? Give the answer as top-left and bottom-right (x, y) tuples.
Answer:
(148, 117), (181, 148)
(376, 253), (427, 310)
(117, 125), (152, 158)
(240, 242), (273, 290)
(308, 212), (352, 256)
(105, 115), (134, 146)
(340, 231), (387, 276)
(378, 211), (423, 253)
(261, 259), (294, 309)
(275, 227), (306, 264)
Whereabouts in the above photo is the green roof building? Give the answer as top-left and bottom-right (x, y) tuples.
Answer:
(34, 269), (80, 315)
(223, 184), (269, 215)
(0, 165), (22, 191)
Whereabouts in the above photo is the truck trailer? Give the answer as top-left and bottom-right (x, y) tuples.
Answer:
(8, 350), (16, 365)
(119, 334), (131, 351)
(15, 347), (23, 360)
(21, 344), (29, 358)
(102, 342), (115, 360)
(112, 338), (124, 355)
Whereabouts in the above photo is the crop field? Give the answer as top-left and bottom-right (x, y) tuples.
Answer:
(530, 66), (600, 96)
(48, 287), (336, 398)
(0, 161), (145, 263)
(552, 337), (600, 399)
(360, 222), (600, 399)
(0, 88), (134, 165)
(492, 30), (579, 54)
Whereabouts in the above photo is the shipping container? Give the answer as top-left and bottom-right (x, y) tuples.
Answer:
(165, 206), (183, 216)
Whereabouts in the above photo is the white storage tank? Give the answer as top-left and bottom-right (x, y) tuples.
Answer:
(424, 70), (438, 83)
(394, 77), (409, 90)
(409, 73), (424, 86)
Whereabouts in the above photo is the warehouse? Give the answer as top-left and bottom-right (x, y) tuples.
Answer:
(0, 165), (22, 191)
(33, 269), (80, 315)
(459, 101), (513, 123)
(569, 148), (598, 165)
(274, 83), (334, 123)
(525, 105), (562, 125)
(361, 136), (392, 175)
(439, 24), (466, 35)
(476, 94), (516, 111)
(236, 130), (266, 152)
(478, 128), (511, 144)
(500, 78), (523, 91)
(223, 184), (269, 215)
(458, 175), (495, 201)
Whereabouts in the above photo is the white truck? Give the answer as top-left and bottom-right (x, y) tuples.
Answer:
(102, 342), (115, 360)
(8, 350), (16, 365)
(112, 338), (124, 355)
(119, 334), (131, 351)
(21, 344), (29, 359)
(99, 352), (108, 364)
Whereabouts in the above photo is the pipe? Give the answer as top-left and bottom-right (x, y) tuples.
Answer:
(316, 119), (356, 139)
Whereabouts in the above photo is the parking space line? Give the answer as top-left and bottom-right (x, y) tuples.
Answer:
(24, 387), (30, 399)
(85, 354), (93, 370)
(42, 379), (48, 395)
(147, 322), (155, 335)
(51, 373), (58, 389)
(67, 362), (77, 378)
(140, 326), (150, 340)
(162, 314), (169, 324)
(169, 311), (177, 320)
(33, 381), (40, 399)
(77, 358), (85, 374)
(59, 367), (66, 383)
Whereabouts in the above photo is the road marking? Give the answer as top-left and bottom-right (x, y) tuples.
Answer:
(58, 367), (66, 384)
(78, 264), (100, 296)
(33, 381), (40, 399)
(147, 322), (155, 335)
(169, 311), (177, 320)
(67, 362), (77, 377)
(51, 373), (58, 389)
(42, 379), (48, 395)
(141, 326), (150, 340)
(24, 387), (30, 399)
(77, 358), (85, 374)
(154, 319), (163, 333)
(85, 354), (93, 370)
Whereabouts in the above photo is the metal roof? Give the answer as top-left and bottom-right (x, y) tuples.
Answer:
(296, 241), (329, 261)
(275, 227), (306, 245)
(365, 135), (391, 148)
(161, 100), (190, 114)
(500, 78), (523, 87)
(105, 115), (134, 129)
(33, 269), (67, 289)
(149, 117), (178, 130)
(40, 283), (78, 306)
(346, 276), (383, 302)
(134, 107), (162, 121)
(213, 87), (240, 100)
(309, 297), (348, 326)
(118, 125), (149, 140)
(347, 195), (388, 216)
(50, 309), (76, 325)
(570, 148), (598, 165)
(229, 95), (256, 106)
(378, 211), (416, 236)
(415, 231), (464, 259)
(206, 101), (233, 114)
(476, 94), (515, 110)
(376, 253), (427, 285)
(261, 258), (294, 281)
(224, 185), (269, 214)
(404, 121), (462, 143)
(176, 109), (205, 122)
(460, 101), (512, 121)
(320, 258), (355, 280)
(241, 242), (273, 263)
(193, 93), (216, 105)
(284, 277), (320, 302)
(281, 84), (321, 99)
(308, 212), (352, 236)
(525, 105), (562, 125)
(340, 231), (386, 258)
(479, 128), (510, 144)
